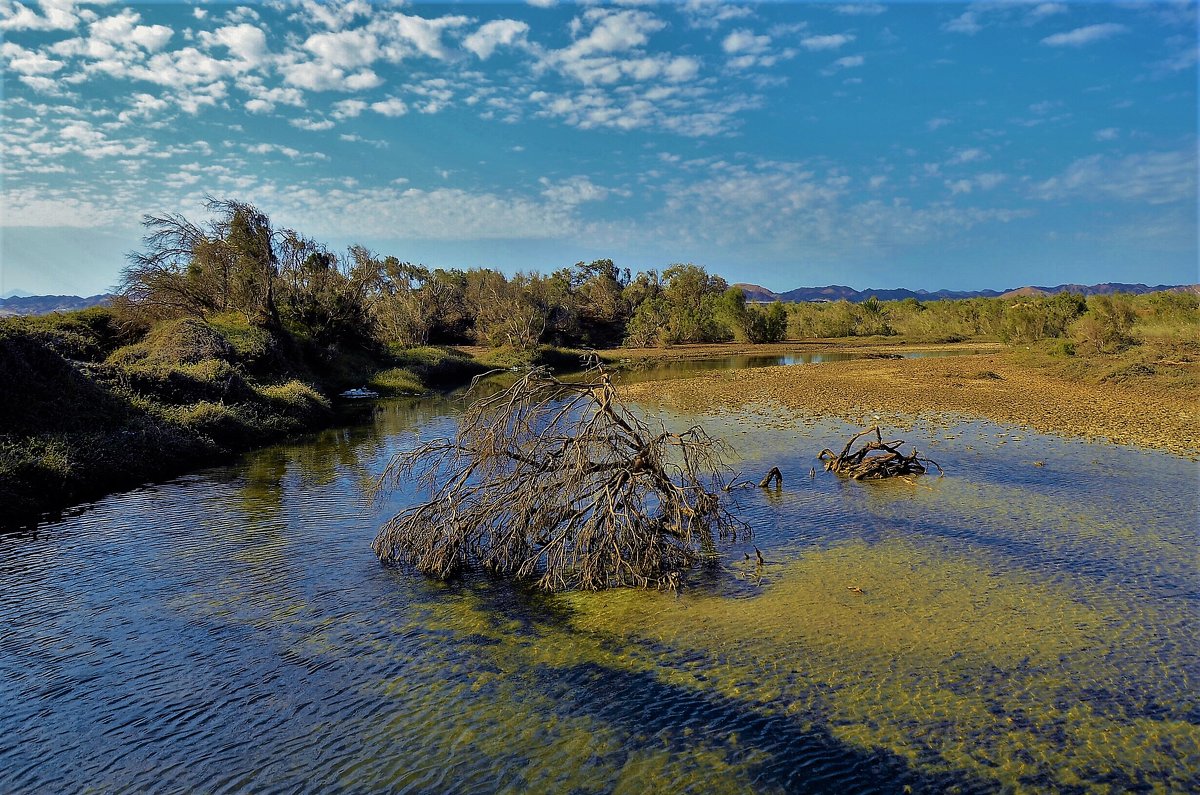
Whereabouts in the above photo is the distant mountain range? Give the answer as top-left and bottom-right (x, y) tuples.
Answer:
(0, 293), (114, 317)
(735, 282), (1200, 304)
(2, 282), (1197, 317)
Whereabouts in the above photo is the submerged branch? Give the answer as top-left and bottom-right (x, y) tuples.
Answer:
(373, 357), (747, 591)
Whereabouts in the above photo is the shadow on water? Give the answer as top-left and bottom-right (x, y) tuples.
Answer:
(551, 660), (990, 795)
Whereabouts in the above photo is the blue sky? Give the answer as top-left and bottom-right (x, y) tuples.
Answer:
(1, 0), (1196, 296)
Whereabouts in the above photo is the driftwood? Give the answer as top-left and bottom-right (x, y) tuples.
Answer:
(725, 466), (783, 491)
(818, 426), (942, 480)
(373, 358), (746, 591)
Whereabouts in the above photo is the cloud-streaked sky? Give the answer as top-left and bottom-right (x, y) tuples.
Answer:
(2, 0), (1196, 296)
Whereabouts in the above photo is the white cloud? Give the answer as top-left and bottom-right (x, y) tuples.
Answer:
(562, 8), (666, 59)
(832, 55), (864, 69)
(943, 11), (982, 35)
(1041, 24), (1127, 47)
(369, 12), (471, 61)
(1094, 127), (1119, 142)
(1, 42), (64, 74)
(1028, 3), (1068, 21)
(236, 79), (305, 113)
(290, 117), (335, 131)
(463, 19), (529, 60)
(281, 59), (382, 91)
(540, 175), (612, 205)
(302, 29), (379, 68)
(293, 0), (370, 32)
(926, 117), (952, 131)
(88, 9), (172, 52)
(800, 33), (855, 51)
(948, 147), (988, 165)
(201, 23), (270, 67)
(722, 29), (770, 55)
(332, 98), (368, 119)
(0, 0), (82, 32)
(1, 188), (129, 227)
(247, 143), (302, 159)
(117, 92), (169, 123)
(1035, 150), (1197, 204)
(371, 97), (409, 117)
(975, 172), (1007, 190)
(527, 0), (556, 8)
(680, 0), (754, 30)
(834, 4), (886, 16)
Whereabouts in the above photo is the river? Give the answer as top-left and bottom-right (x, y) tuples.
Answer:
(2, 357), (1197, 793)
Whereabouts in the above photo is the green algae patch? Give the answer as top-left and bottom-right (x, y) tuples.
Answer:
(551, 540), (1200, 792)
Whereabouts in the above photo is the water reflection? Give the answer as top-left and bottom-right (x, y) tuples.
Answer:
(0, 371), (1196, 793)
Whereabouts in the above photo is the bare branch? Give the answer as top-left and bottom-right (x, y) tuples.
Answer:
(373, 359), (747, 590)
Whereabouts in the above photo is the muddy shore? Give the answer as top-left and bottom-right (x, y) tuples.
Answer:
(618, 351), (1199, 458)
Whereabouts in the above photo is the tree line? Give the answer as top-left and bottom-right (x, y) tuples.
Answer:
(118, 198), (1195, 355)
(116, 198), (790, 352)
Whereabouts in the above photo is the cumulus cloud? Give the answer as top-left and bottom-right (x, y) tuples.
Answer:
(679, 0), (753, 30)
(198, 23), (267, 66)
(369, 12), (471, 61)
(0, 0), (82, 32)
(302, 29), (379, 68)
(722, 29), (770, 55)
(371, 97), (408, 117)
(800, 33), (855, 51)
(463, 19), (529, 60)
(1041, 23), (1127, 47)
(1, 41), (64, 74)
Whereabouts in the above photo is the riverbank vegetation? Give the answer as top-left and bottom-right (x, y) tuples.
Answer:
(3, 196), (1196, 520)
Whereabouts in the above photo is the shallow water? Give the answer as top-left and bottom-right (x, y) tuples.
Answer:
(611, 348), (985, 384)
(1, 377), (1197, 793)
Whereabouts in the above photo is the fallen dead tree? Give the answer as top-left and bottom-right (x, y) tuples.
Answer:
(819, 426), (942, 480)
(373, 358), (747, 591)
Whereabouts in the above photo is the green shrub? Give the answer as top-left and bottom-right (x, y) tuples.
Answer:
(369, 367), (423, 394)
(109, 316), (236, 368)
(1072, 295), (1137, 353)
(257, 380), (331, 421)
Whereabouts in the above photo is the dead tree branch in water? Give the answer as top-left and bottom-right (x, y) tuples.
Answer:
(818, 426), (942, 480)
(373, 358), (747, 591)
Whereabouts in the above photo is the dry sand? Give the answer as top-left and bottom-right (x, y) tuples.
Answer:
(619, 351), (1200, 457)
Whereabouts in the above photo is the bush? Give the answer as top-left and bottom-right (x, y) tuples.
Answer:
(1072, 295), (1136, 353)
(109, 316), (236, 368)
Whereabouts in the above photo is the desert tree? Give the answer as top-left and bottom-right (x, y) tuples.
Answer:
(373, 359), (747, 590)
(119, 197), (283, 328)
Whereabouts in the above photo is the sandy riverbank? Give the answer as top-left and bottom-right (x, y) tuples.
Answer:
(619, 351), (1200, 457)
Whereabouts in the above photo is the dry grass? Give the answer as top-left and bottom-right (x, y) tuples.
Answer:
(620, 351), (1199, 457)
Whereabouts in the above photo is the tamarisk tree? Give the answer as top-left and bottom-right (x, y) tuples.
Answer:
(373, 360), (746, 591)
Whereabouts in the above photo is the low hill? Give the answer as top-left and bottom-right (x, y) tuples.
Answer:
(740, 282), (1194, 304)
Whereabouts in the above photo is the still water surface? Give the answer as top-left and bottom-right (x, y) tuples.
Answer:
(2, 362), (1197, 793)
